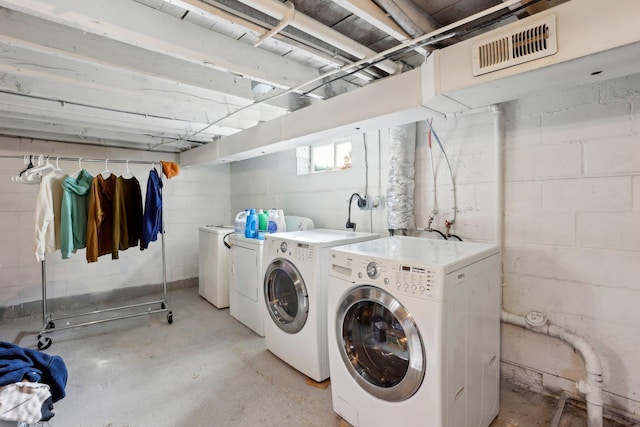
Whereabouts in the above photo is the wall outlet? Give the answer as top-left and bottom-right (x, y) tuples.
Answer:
(359, 196), (384, 210)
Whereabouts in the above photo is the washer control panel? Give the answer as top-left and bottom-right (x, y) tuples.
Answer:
(333, 252), (440, 301)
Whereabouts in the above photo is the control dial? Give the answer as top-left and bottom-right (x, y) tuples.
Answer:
(280, 241), (288, 253)
(366, 262), (380, 279)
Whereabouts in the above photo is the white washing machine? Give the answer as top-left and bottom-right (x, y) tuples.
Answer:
(327, 236), (501, 427)
(198, 225), (234, 309)
(229, 234), (265, 336)
(262, 229), (379, 382)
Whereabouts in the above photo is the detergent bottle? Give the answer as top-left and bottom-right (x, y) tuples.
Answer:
(267, 209), (286, 233)
(245, 209), (258, 238)
(258, 209), (268, 232)
(234, 209), (249, 235)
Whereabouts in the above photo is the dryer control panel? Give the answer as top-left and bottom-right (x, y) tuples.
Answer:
(330, 251), (442, 302)
(265, 237), (316, 263)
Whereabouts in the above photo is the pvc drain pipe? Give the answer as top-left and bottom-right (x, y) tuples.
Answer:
(501, 310), (604, 427)
(491, 105), (604, 427)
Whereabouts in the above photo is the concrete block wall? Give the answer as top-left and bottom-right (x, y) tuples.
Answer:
(229, 72), (640, 419)
(499, 73), (640, 419)
(230, 132), (390, 235)
(0, 137), (230, 311)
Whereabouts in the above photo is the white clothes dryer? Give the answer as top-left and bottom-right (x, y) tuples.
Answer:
(327, 236), (501, 427)
(262, 229), (379, 382)
(229, 234), (265, 336)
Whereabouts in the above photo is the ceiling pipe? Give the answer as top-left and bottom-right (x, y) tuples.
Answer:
(235, 0), (402, 75)
(164, 0), (375, 87)
(374, 0), (440, 37)
(252, 1), (295, 47)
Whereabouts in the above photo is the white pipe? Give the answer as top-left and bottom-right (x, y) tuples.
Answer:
(253, 1), (295, 47)
(492, 105), (603, 427)
(493, 105), (505, 257)
(500, 311), (604, 427)
(236, 0), (401, 75)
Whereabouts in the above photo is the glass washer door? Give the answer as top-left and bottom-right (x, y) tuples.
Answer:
(264, 258), (309, 334)
(336, 285), (425, 402)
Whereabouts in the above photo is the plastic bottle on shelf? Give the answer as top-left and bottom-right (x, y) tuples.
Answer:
(267, 209), (286, 233)
(257, 209), (268, 232)
(245, 209), (258, 239)
(234, 209), (249, 235)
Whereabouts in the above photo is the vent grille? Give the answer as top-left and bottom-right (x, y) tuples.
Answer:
(473, 15), (557, 76)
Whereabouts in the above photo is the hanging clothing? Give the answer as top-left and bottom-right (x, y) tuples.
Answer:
(0, 342), (67, 403)
(140, 169), (163, 250)
(33, 169), (67, 262)
(60, 169), (94, 259)
(86, 174), (118, 262)
(114, 176), (143, 251)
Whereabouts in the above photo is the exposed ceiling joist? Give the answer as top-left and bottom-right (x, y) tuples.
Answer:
(0, 0), (573, 154)
(0, 0), (324, 91)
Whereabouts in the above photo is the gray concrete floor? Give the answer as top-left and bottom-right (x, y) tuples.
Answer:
(0, 287), (631, 427)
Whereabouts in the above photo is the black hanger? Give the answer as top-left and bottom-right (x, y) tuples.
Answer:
(18, 155), (34, 177)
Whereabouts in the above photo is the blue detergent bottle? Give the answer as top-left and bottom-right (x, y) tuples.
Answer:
(245, 209), (258, 238)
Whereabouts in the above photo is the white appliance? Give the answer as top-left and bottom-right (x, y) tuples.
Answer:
(229, 234), (265, 336)
(262, 229), (379, 382)
(327, 236), (501, 427)
(198, 226), (234, 309)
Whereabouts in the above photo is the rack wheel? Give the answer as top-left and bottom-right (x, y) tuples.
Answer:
(37, 335), (52, 351)
(47, 321), (55, 329)
(167, 311), (173, 324)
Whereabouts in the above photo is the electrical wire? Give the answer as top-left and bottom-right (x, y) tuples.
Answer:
(427, 119), (438, 220)
(149, 0), (532, 151)
(299, 0), (546, 97)
(363, 133), (369, 198)
(425, 119), (457, 226)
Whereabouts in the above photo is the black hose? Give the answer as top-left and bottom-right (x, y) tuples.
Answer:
(347, 193), (363, 230)
(223, 232), (234, 249)
(448, 234), (463, 241)
(431, 229), (448, 240)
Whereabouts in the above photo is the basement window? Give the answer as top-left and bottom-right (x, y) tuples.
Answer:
(296, 138), (352, 175)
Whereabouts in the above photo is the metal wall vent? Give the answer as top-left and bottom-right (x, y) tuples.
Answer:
(472, 15), (557, 76)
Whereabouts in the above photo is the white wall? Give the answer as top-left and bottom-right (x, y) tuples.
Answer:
(1, 71), (638, 421)
(229, 73), (640, 419)
(230, 132), (391, 234)
(499, 73), (640, 419)
(0, 137), (230, 309)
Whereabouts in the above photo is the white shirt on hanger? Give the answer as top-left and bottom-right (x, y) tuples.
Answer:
(34, 169), (68, 262)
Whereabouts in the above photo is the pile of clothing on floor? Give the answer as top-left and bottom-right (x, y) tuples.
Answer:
(0, 342), (68, 425)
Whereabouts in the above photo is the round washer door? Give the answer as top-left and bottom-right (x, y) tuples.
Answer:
(336, 285), (425, 402)
(264, 258), (309, 334)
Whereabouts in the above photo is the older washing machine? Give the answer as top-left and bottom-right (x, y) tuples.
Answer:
(262, 229), (379, 382)
(327, 236), (501, 427)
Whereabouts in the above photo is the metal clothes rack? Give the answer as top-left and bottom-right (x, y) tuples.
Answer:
(3, 154), (173, 350)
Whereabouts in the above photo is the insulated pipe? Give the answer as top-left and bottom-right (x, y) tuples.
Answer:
(236, 0), (401, 75)
(492, 105), (603, 427)
(386, 123), (416, 234)
(500, 311), (604, 427)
